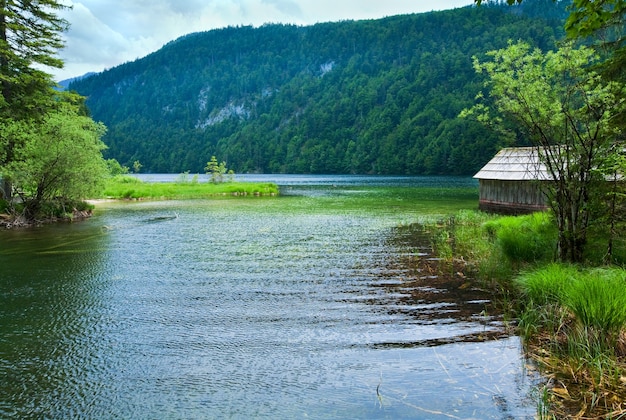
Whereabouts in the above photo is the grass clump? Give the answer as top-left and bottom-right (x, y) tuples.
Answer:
(516, 263), (576, 306)
(564, 268), (626, 336)
(100, 175), (279, 200)
(516, 265), (626, 418)
(484, 212), (557, 264)
(428, 210), (555, 286)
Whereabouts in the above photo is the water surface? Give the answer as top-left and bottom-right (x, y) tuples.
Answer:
(0, 176), (539, 418)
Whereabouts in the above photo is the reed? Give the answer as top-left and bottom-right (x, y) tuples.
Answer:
(428, 210), (626, 418)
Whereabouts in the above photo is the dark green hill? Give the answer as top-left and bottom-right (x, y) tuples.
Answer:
(70, 0), (568, 175)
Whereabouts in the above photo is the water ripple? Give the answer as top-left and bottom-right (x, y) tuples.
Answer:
(0, 195), (539, 419)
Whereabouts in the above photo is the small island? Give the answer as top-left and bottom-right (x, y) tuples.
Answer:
(100, 174), (279, 200)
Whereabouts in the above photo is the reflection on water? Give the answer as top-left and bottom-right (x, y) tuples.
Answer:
(0, 177), (538, 418)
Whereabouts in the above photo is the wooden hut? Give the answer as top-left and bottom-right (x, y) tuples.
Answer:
(473, 147), (550, 214)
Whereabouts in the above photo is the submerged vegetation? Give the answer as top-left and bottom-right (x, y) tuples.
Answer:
(427, 210), (626, 418)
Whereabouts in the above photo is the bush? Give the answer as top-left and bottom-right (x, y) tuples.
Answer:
(111, 175), (142, 184)
(37, 198), (94, 219)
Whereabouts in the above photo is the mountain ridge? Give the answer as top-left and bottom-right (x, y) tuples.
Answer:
(70, 0), (569, 175)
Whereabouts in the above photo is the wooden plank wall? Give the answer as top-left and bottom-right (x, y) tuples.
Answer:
(479, 179), (548, 214)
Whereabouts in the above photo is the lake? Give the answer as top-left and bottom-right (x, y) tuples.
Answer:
(0, 175), (540, 419)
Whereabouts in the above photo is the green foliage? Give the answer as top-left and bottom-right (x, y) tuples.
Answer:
(101, 177), (278, 199)
(0, 0), (69, 121)
(4, 96), (109, 210)
(514, 263), (626, 418)
(470, 40), (626, 262)
(204, 156), (233, 183)
(484, 212), (557, 263)
(174, 171), (199, 184)
(516, 263), (576, 305)
(517, 264), (626, 345)
(69, 2), (567, 175)
(0, 1), (111, 224)
(564, 268), (626, 335)
(424, 210), (516, 284)
(428, 210), (561, 285)
(106, 158), (129, 175)
(37, 197), (94, 219)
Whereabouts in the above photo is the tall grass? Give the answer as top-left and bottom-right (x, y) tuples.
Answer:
(564, 268), (626, 336)
(484, 212), (557, 263)
(516, 264), (626, 417)
(428, 210), (556, 285)
(515, 263), (577, 306)
(517, 265), (626, 341)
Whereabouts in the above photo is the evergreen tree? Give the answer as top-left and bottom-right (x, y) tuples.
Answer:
(0, 0), (69, 199)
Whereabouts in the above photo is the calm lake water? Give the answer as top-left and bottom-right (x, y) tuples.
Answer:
(0, 175), (540, 419)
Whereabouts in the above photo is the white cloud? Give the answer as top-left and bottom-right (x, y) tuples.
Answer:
(53, 0), (472, 81)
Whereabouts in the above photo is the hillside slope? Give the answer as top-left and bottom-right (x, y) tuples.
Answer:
(70, 0), (568, 175)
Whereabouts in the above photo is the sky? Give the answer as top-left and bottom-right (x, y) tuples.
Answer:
(53, 0), (474, 82)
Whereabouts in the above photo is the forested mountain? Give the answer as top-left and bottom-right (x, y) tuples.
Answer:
(69, 0), (569, 175)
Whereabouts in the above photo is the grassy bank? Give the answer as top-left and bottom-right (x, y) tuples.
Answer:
(100, 175), (279, 200)
(426, 210), (626, 418)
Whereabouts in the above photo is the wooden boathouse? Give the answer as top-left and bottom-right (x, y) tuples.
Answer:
(473, 147), (550, 214)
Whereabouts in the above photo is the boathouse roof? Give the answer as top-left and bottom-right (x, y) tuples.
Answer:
(473, 147), (551, 181)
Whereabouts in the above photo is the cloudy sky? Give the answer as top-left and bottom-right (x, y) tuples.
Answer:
(53, 0), (473, 81)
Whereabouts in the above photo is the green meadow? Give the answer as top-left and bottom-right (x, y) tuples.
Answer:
(101, 175), (279, 199)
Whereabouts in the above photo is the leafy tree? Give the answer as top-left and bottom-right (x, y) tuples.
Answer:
(467, 41), (626, 262)
(132, 160), (142, 173)
(0, 0), (70, 199)
(4, 93), (108, 219)
(106, 159), (129, 175)
(475, 0), (626, 83)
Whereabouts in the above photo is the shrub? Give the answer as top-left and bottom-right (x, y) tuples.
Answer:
(111, 175), (142, 184)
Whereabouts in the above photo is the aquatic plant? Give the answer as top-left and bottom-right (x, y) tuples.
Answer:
(429, 210), (626, 418)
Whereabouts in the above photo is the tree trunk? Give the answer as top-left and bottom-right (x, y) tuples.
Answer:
(0, 178), (11, 201)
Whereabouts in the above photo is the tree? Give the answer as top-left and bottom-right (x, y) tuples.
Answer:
(467, 41), (626, 262)
(475, 0), (626, 83)
(3, 93), (108, 219)
(204, 156), (233, 183)
(0, 0), (70, 199)
(132, 160), (142, 173)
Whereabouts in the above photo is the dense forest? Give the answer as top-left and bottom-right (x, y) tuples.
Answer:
(69, 0), (569, 175)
